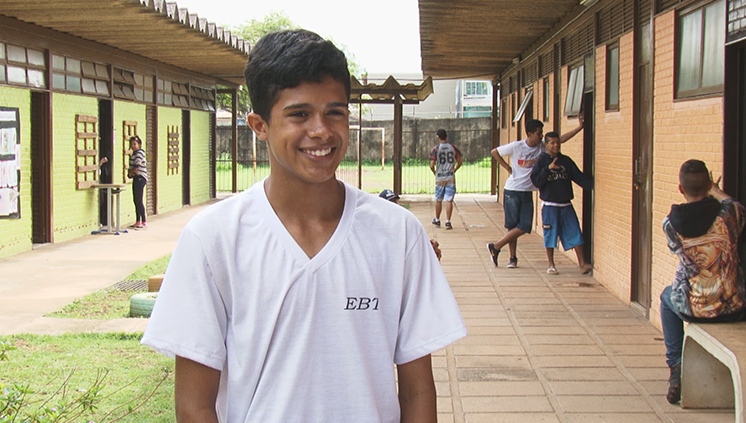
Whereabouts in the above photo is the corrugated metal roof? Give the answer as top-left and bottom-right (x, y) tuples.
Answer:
(418, 0), (583, 80)
(1, 0), (249, 86)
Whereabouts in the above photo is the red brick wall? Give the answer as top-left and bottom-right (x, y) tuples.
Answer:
(589, 32), (635, 301)
(649, 10), (724, 327)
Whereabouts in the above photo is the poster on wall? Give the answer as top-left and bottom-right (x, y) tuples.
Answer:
(0, 107), (20, 219)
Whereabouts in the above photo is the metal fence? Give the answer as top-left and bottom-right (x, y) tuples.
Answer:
(215, 124), (493, 194)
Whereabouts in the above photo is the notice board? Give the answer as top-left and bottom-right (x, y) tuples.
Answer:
(0, 106), (20, 219)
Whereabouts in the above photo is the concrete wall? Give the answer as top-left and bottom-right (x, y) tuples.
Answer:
(215, 117), (493, 164)
(190, 111), (211, 205)
(52, 93), (100, 243)
(0, 86), (31, 259)
(156, 107), (183, 215)
(113, 100), (147, 225)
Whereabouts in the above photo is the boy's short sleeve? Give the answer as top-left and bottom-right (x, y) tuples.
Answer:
(141, 227), (228, 371)
(496, 140), (515, 158)
(394, 227), (467, 365)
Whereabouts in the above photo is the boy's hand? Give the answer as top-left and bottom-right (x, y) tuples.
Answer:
(549, 157), (559, 170)
(708, 173), (730, 200)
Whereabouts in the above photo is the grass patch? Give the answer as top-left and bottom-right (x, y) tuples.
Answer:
(0, 333), (174, 423)
(215, 161), (493, 194)
(47, 254), (171, 320)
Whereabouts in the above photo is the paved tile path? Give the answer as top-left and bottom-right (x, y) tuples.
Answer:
(0, 194), (733, 422)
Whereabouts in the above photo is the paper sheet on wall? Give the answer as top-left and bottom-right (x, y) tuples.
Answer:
(0, 188), (19, 215)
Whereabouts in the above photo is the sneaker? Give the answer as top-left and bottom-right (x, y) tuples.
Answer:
(507, 256), (518, 268)
(128, 222), (140, 229)
(486, 243), (500, 267)
(134, 222), (147, 230)
(445, 221), (453, 230)
(667, 363), (681, 404)
(431, 218), (441, 227)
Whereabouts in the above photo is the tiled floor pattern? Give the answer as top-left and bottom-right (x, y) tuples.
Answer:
(406, 195), (733, 423)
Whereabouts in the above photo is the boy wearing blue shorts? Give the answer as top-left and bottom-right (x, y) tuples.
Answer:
(430, 129), (462, 229)
(530, 131), (593, 275)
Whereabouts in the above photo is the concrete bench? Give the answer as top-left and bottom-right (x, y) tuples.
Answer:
(681, 321), (746, 422)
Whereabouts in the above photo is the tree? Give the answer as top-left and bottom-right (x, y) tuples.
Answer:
(217, 11), (367, 115)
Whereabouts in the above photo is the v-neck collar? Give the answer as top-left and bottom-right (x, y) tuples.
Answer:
(255, 181), (356, 270)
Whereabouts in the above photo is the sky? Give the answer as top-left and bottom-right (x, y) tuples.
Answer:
(171, 0), (423, 77)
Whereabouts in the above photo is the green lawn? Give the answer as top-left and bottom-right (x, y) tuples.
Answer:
(216, 159), (493, 194)
(0, 333), (174, 423)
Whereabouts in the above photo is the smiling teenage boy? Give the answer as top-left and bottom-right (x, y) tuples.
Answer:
(141, 30), (466, 423)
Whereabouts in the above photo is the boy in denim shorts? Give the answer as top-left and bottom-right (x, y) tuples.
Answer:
(530, 132), (593, 275)
(430, 129), (462, 230)
(487, 118), (583, 267)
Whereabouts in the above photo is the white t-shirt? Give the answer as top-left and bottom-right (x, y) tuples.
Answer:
(141, 181), (467, 423)
(496, 139), (543, 191)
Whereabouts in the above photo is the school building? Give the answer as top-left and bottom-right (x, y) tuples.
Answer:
(0, 0), (247, 259)
(419, 0), (746, 328)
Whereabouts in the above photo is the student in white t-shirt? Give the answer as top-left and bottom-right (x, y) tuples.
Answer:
(141, 29), (466, 423)
(486, 118), (583, 268)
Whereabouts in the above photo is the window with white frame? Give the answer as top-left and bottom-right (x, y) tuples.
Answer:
(464, 81), (490, 96)
(606, 44), (620, 110)
(564, 65), (584, 116)
(676, 0), (725, 98)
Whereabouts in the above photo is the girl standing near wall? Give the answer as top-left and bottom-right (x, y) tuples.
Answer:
(128, 135), (148, 229)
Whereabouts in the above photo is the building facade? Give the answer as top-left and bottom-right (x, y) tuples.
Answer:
(488, 0), (746, 327)
(0, 1), (248, 259)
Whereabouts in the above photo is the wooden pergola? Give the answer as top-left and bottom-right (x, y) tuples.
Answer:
(350, 75), (434, 195)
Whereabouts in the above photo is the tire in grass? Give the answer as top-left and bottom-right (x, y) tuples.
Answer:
(130, 292), (158, 318)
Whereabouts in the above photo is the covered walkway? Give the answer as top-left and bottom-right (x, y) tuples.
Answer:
(0, 194), (732, 422)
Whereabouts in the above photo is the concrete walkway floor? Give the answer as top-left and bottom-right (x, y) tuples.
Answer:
(0, 194), (733, 422)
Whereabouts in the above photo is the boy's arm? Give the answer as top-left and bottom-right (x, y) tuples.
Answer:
(568, 158), (593, 190)
(175, 356), (220, 423)
(397, 354), (437, 423)
(491, 148), (512, 175)
(530, 156), (550, 189)
(559, 116), (584, 144)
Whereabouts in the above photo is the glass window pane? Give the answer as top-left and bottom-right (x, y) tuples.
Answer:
(7, 66), (27, 84)
(0, 65), (5, 83)
(543, 78), (550, 121)
(144, 76), (153, 88)
(82, 78), (96, 93)
(52, 72), (65, 89)
(571, 66), (584, 114)
(113, 84), (125, 97)
(143, 89), (153, 103)
(27, 49), (45, 67)
(52, 55), (65, 70)
(28, 69), (45, 88)
(134, 73), (144, 86)
(702, 0), (725, 88)
(81, 62), (96, 77)
(95, 63), (108, 79)
(608, 47), (620, 108)
(0, 43), (5, 60)
(67, 75), (81, 92)
(164, 93), (172, 105)
(123, 85), (135, 99)
(164, 80), (171, 92)
(135, 87), (144, 101)
(66, 58), (80, 74)
(564, 67), (578, 115)
(7, 45), (26, 63)
(678, 10), (703, 93)
(157, 92), (164, 104)
(96, 80), (109, 96)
